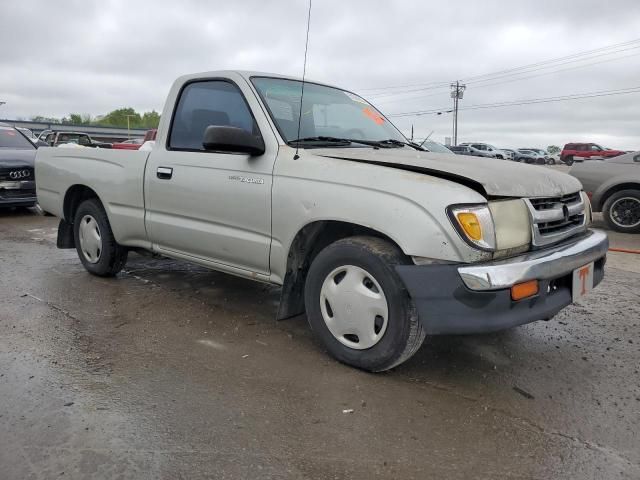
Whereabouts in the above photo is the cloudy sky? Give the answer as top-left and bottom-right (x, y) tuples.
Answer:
(1, 0), (639, 149)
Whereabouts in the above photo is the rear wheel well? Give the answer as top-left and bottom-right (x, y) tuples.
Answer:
(597, 183), (640, 211)
(276, 221), (406, 320)
(63, 185), (101, 223)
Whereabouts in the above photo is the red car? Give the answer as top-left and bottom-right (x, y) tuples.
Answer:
(112, 138), (144, 150)
(560, 143), (625, 165)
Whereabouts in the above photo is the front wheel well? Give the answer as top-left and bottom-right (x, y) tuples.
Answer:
(597, 183), (640, 211)
(276, 220), (406, 320)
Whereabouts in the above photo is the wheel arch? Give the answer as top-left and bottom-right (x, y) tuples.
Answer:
(276, 220), (405, 320)
(63, 184), (104, 223)
(595, 182), (640, 211)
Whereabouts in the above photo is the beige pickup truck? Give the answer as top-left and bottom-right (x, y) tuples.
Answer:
(35, 71), (608, 371)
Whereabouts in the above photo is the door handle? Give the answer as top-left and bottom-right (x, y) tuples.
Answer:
(157, 167), (173, 180)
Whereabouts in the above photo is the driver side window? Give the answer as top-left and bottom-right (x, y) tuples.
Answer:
(169, 80), (258, 151)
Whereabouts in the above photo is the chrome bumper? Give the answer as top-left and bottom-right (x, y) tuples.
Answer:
(458, 229), (609, 291)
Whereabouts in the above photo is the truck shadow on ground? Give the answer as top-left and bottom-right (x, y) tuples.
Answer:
(122, 253), (538, 382)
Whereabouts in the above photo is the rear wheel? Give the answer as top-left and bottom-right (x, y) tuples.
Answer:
(603, 190), (640, 233)
(304, 236), (425, 372)
(73, 198), (128, 276)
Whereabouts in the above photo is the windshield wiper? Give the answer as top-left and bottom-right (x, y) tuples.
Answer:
(376, 139), (424, 150)
(287, 136), (352, 147)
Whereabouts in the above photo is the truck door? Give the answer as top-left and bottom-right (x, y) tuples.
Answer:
(144, 79), (275, 275)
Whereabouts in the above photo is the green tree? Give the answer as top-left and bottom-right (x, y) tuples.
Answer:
(547, 145), (561, 155)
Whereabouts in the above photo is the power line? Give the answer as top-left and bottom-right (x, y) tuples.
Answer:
(357, 37), (640, 97)
(387, 86), (640, 117)
(374, 49), (640, 105)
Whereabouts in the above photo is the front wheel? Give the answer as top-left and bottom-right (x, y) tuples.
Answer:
(73, 198), (128, 276)
(603, 190), (640, 233)
(304, 236), (425, 372)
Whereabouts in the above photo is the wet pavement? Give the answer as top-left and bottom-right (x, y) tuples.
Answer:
(1, 208), (639, 479)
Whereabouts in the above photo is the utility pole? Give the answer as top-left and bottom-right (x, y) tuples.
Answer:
(125, 114), (136, 139)
(450, 81), (466, 146)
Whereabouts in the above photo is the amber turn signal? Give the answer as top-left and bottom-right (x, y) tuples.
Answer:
(456, 212), (482, 241)
(511, 280), (539, 301)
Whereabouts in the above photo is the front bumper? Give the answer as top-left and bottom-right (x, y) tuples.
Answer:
(0, 180), (37, 207)
(396, 230), (608, 335)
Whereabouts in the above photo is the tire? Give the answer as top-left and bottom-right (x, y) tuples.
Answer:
(304, 236), (426, 372)
(564, 156), (574, 166)
(546, 158), (556, 165)
(602, 190), (640, 233)
(73, 198), (128, 276)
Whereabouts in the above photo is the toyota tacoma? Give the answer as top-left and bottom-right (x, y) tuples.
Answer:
(35, 71), (609, 371)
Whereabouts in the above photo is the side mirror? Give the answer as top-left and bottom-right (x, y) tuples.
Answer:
(202, 126), (265, 156)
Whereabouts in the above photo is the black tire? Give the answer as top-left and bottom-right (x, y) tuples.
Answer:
(564, 156), (574, 166)
(602, 190), (640, 233)
(73, 198), (128, 276)
(546, 158), (556, 165)
(304, 236), (426, 372)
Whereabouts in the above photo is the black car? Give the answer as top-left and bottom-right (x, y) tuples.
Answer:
(0, 123), (37, 208)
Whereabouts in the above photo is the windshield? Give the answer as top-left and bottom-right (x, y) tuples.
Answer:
(421, 140), (453, 153)
(0, 126), (35, 149)
(251, 77), (406, 145)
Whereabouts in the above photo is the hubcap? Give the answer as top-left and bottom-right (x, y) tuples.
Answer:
(78, 215), (102, 263)
(610, 197), (640, 228)
(319, 265), (389, 350)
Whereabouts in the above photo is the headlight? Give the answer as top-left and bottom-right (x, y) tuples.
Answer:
(449, 199), (532, 252)
(448, 204), (496, 251)
(488, 199), (531, 250)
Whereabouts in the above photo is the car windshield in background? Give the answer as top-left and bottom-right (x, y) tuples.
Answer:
(251, 77), (406, 146)
(0, 126), (35, 149)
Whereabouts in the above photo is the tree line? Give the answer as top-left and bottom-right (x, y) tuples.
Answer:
(29, 108), (160, 129)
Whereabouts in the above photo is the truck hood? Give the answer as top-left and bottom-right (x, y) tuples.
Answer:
(313, 148), (582, 198)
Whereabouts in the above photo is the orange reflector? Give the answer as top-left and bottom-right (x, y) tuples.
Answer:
(511, 280), (539, 301)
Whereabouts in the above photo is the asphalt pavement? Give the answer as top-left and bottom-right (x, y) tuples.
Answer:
(1, 208), (639, 479)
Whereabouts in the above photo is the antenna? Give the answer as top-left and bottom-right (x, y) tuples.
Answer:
(294, 0), (312, 160)
(419, 130), (434, 148)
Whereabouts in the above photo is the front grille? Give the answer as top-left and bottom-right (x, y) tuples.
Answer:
(529, 192), (581, 211)
(0, 167), (34, 181)
(525, 192), (587, 247)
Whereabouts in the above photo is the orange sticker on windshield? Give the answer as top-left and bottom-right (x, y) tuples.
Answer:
(363, 107), (384, 125)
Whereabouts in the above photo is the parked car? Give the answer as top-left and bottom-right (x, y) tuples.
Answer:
(112, 138), (144, 150)
(570, 151), (640, 233)
(0, 123), (37, 208)
(520, 148), (555, 164)
(516, 149), (546, 165)
(561, 143), (625, 165)
(36, 70), (608, 371)
(449, 145), (494, 158)
(420, 140), (453, 154)
(459, 142), (512, 160)
(37, 130), (112, 149)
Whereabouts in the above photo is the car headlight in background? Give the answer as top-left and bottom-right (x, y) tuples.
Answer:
(448, 204), (496, 251)
(448, 199), (532, 253)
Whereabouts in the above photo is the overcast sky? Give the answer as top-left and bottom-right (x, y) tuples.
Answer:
(1, 0), (639, 149)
